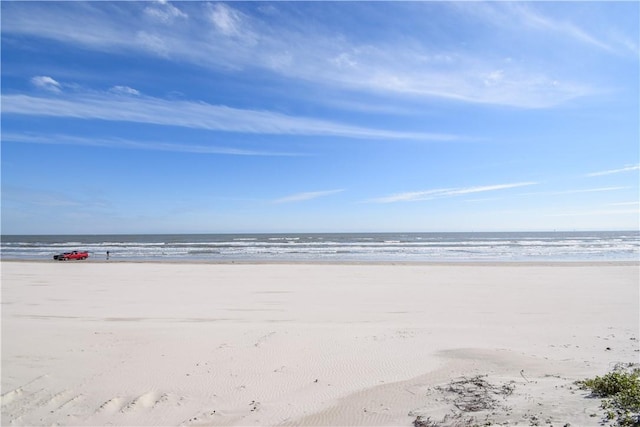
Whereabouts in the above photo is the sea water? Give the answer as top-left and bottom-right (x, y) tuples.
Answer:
(1, 231), (638, 262)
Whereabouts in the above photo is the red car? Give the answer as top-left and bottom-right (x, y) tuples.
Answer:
(53, 251), (89, 261)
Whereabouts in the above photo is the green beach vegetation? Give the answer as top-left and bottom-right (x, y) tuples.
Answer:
(578, 364), (640, 426)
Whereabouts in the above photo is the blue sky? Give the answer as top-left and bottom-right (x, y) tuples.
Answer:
(1, 1), (639, 234)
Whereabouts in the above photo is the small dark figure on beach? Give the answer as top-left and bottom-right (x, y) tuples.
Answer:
(106, 251), (110, 260)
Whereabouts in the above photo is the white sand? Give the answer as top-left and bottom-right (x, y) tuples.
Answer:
(1, 261), (638, 426)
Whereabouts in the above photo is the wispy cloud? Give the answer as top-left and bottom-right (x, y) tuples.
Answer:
(370, 182), (537, 203)
(144, 0), (188, 24)
(506, 3), (616, 53)
(456, 2), (636, 56)
(2, 91), (457, 141)
(109, 85), (140, 96)
(273, 189), (345, 204)
(1, 132), (303, 157)
(547, 208), (640, 217)
(207, 3), (252, 40)
(586, 164), (640, 177)
(520, 186), (630, 196)
(0, 2), (602, 108)
(30, 76), (62, 93)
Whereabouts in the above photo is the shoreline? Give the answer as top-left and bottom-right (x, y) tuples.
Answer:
(3, 258), (639, 266)
(2, 261), (638, 426)
(3, 231), (638, 267)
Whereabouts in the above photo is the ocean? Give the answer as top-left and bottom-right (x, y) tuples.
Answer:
(1, 231), (638, 262)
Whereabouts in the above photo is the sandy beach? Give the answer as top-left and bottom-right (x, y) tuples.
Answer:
(1, 261), (638, 426)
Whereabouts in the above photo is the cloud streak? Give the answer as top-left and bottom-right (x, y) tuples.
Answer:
(144, 1), (188, 24)
(1, 91), (457, 140)
(1, 132), (303, 157)
(505, 3), (619, 54)
(520, 186), (630, 196)
(30, 76), (62, 93)
(109, 85), (140, 96)
(586, 164), (640, 177)
(547, 208), (639, 217)
(457, 2), (638, 56)
(273, 189), (345, 204)
(370, 182), (537, 203)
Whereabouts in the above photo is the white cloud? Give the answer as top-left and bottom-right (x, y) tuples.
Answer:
(342, 58), (589, 108)
(30, 76), (62, 93)
(1, 2), (601, 109)
(2, 92), (459, 141)
(3, 3), (133, 51)
(135, 31), (170, 57)
(144, 1), (187, 24)
(458, 2), (630, 56)
(521, 186), (629, 196)
(371, 182), (537, 203)
(109, 86), (141, 96)
(586, 164), (640, 177)
(207, 3), (252, 41)
(507, 3), (615, 53)
(1, 132), (303, 157)
(331, 53), (358, 70)
(547, 209), (640, 217)
(273, 189), (345, 204)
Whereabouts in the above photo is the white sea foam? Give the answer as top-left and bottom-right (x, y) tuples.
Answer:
(1, 232), (638, 262)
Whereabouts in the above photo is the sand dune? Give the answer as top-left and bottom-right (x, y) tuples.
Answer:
(2, 262), (638, 426)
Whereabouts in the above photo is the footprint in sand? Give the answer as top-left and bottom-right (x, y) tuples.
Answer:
(1, 374), (50, 407)
(138, 391), (162, 408)
(1, 387), (24, 406)
(96, 397), (126, 414)
(93, 392), (179, 417)
(52, 392), (84, 411)
(121, 391), (163, 412)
